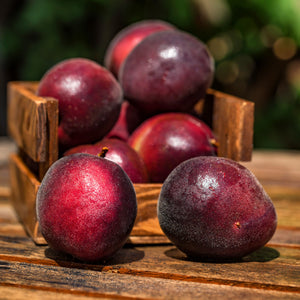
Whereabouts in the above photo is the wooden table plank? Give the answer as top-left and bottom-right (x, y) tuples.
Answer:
(0, 234), (299, 291)
(241, 150), (300, 188)
(1, 259), (299, 300)
(265, 186), (300, 229)
(0, 286), (108, 300)
(0, 195), (299, 297)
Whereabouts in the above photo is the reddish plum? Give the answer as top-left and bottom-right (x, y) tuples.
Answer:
(37, 58), (123, 151)
(36, 153), (137, 262)
(158, 156), (277, 261)
(128, 113), (216, 183)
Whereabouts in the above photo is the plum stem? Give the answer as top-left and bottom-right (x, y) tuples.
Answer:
(209, 138), (219, 148)
(234, 221), (241, 229)
(98, 147), (109, 158)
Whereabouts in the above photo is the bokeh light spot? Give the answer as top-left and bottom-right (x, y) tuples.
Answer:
(273, 37), (297, 60)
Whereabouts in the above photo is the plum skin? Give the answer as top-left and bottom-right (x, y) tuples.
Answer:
(157, 156), (277, 260)
(36, 153), (137, 262)
(37, 58), (123, 151)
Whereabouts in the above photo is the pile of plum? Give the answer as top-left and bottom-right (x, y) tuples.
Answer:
(36, 20), (277, 263)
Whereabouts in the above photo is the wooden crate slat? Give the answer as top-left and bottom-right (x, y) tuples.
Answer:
(209, 89), (254, 161)
(9, 153), (46, 245)
(7, 82), (48, 162)
(7, 82), (59, 180)
(132, 183), (163, 236)
(38, 97), (59, 179)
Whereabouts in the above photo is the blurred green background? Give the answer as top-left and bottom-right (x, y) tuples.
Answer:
(1, 0), (300, 149)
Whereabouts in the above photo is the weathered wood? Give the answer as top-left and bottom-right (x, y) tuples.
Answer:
(2, 260), (298, 300)
(0, 230), (296, 262)
(210, 89), (254, 161)
(0, 286), (104, 300)
(38, 97), (59, 179)
(7, 82), (47, 163)
(264, 187), (300, 229)
(242, 150), (300, 188)
(194, 89), (254, 161)
(132, 183), (163, 236)
(9, 154), (44, 244)
(0, 234), (299, 296)
(7, 82), (58, 181)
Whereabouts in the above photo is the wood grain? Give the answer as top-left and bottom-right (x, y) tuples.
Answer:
(9, 153), (42, 244)
(7, 82), (58, 181)
(7, 82), (48, 163)
(2, 258), (299, 299)
(242, 150), (300, 188)
(210, 89), (254, 161)
(38, 97), (59, 179)
(0, 232), (299, 297)
(132, 183), (163, 236)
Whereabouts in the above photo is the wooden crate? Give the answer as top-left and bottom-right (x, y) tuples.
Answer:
(7, 81), (254, 245)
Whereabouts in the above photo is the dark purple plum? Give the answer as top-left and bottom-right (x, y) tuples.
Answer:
(64, 138), (149, 183)
(104, 19), (175, 78)
(119, 30), (214, 115)
(36, 153), (137, 262)
(128, 113), (216, 183)
(37, 58), (123, 152)
(158, 156), (277, 261)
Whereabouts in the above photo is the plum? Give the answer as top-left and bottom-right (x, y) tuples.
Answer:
(104, 19), (175, 78)
(64, 138), (149, 183)
(105, 101), (145, 141)
(36, 153), (137, 262)
(158, 156), (277, 261)
(128, 112), (216, 183)
(37, 58), (123, 152)
(119, 30), (214, 115)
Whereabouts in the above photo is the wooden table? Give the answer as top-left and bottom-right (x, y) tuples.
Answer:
(0, 137), (299, 299)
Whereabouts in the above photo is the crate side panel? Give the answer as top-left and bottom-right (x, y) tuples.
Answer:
(38, 98), (59, 180)
(132, 184), (164, 236)
(7, 82), (48, 162)
(212, 90), (254, 161)
(240, 101), (254, 160)
(9, 153), (41, 242)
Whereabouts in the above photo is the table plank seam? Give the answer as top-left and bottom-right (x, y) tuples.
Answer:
(1, 257), (299, 294)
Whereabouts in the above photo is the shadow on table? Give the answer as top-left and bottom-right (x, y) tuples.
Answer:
(164, 246), (280, 264)
(44, 245), (145, 269)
